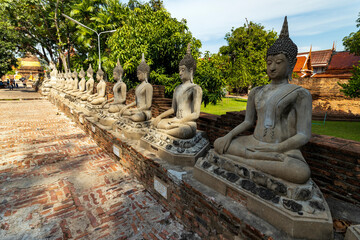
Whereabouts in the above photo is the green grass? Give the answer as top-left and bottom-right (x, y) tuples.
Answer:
(201, 98), (360, 142)
(311, 121), (360, 142)
(201, 98), (247, 115)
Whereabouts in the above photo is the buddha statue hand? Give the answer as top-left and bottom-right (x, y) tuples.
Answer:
(152, 116), (162, 127)
(214, 134), (233, 155)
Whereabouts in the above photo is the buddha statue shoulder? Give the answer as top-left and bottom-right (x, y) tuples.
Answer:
(214, 17), (312, 184)
(153, 43), (202, 139)
(80, 65), (95, 101)
(119, 54), (153, 122)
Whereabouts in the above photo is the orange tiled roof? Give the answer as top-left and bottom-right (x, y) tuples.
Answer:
(327, 51), (360, 70)
(294, 56), (307, 72)
(298, 49), (333, 67)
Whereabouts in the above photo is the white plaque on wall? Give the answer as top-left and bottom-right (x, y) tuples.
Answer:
(79, 116), (84, 124)
(70, 109), (73, 114)
(113, 145), (121, 157)
(91, 125), (96, 133)
(154, 176), (168, 199)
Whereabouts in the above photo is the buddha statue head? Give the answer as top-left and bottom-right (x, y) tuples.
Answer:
(79, 68), (85, 79)
(113, 59), (124, 82)
(179, 43), (197, 83)
(266, 16), (298, 81)
(137, 53), (150, 82)
(96, 68), (105, 81)
(87, 64), (94, 79)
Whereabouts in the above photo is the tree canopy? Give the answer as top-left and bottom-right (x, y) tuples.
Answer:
(340, 13), (360, 98)
(219, 21), (277, 92)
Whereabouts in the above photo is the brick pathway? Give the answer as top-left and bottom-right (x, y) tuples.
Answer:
(0, 98), (189, 240)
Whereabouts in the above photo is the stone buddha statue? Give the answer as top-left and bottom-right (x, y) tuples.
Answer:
(214, 17), (312, 184)
(119, 54), (153, 122)
(64, 71), (73, 92)
(72, 68), (86, 97)
(68, 70), (78, 94)
(87, 68), (107, 105)
(80, 65), (95, 101)
(152, 43), (202, 139)
(103, 59), (127, 113)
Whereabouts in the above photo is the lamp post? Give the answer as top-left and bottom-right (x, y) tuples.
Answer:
(62, 13), (116, 70)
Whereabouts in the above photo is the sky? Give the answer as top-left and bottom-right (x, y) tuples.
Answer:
(160, 0), (360, 54)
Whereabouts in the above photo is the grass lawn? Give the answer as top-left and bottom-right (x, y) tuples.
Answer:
(201, 98), (359, 142)
(311, 121), (360, 142)
(201, 98), (247, 115)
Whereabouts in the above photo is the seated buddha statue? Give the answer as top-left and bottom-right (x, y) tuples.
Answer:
(68, 69), (78, 93)
(152, 43), (202, 139)
(72, 68), (86, 97)
(119, 54), (153, 122)
(80, 65), (95, 101)
(87, 68), (107, 105)
(102, 60), (127, 113)
(65, 70), (73, 92)
(214, 17), (311, 184)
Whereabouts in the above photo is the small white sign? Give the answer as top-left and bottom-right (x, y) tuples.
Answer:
(70, 109), (73, 114)
(91, 125), (96, 133)
(113, 145), (121, 157)
(154, 177), (168, 199)
(79, 117), (84, 124)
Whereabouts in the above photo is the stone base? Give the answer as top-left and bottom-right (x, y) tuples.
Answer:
(345, 225), (360, 240)
(114, 118), (151, 140)
(193, 150), (333, 240)
(140, 129), (210, 167)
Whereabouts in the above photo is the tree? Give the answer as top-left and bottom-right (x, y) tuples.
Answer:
(338, 65), (360, 98)
(194, 52), (226, 106)
(0, 0), (79, 70)
(340, 13), (360, 98)
(219, 21), (277, 93)
(106, 3), (201, 89)
(343, 13), (360, 55)
(0, 21), (18, 77)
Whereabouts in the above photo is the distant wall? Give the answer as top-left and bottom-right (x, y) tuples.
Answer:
(292, 77), (360, 118)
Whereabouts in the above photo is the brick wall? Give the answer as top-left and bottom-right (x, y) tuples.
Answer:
(292, 77), (360, 117)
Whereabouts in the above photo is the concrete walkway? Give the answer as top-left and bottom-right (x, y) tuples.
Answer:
(0, 90), (190, 239)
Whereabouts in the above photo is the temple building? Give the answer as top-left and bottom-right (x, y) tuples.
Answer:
(293, 45), (360, 79)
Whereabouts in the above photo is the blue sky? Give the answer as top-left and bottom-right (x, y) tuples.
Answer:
(162, 0), (360, 54)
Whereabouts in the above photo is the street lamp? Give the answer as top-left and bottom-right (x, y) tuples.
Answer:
(62, 13), (116, 70)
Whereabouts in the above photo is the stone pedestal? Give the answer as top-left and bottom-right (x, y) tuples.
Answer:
(345, 225), (360, 240)
(140, 129), (210, 166)
(193, 150), (333, 240)
(114, 118), (151, 140)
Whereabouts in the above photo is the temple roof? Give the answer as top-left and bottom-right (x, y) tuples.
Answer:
(297, 49), (333, 67)
(327, 51), (360, 70)
(294, 55), (307, 72)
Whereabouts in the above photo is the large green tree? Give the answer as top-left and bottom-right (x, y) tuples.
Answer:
(0, 0), (80, 71)
(219, 21), (277, 92)
(340, 13), (360, 98)
(0, 20), (18, 77)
